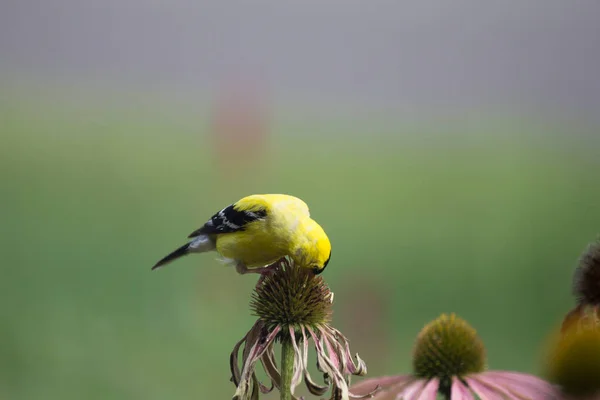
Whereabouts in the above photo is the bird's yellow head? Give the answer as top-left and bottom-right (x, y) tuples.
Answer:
(293, 219), (332, 275)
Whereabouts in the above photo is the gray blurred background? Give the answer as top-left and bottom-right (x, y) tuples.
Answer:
(2, 0), (600, 117)
(1, 1), (600, 399)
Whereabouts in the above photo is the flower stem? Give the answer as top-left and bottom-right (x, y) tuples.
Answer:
(280, 338), (294, 400)
(439, 379), (451, 400)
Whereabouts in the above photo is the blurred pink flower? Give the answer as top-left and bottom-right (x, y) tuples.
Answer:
(210, 79), (270, 178)
(351, 314), (557, 400)
(351, 370), (555, 400)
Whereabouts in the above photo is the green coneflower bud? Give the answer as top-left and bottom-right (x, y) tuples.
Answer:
(250, 260), (332, 333)
(546, 323), (600, 397)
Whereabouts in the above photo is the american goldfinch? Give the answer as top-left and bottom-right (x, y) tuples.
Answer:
(152, 194), (331, 275)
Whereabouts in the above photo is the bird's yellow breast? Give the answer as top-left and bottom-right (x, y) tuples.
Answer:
(215, 219), (291, 268)
(215, 194), (310, 268)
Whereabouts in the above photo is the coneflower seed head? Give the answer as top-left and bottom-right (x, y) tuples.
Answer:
(573, 239), (600, 306)
(546, 324), (600, 397)
(413, 313), (486, 381)
(250, 258), (332, 332)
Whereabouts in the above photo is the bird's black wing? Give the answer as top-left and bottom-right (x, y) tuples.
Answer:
(187, 204), (267, 237)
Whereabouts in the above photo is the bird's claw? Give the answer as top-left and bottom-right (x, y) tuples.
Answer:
(255, 263), (279, 288)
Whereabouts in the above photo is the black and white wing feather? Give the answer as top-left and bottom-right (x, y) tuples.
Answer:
(188, 204), (267, 237)
(152, 203), (267, 270)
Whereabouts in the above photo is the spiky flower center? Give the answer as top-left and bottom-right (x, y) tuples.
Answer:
(546, 323), (600, 396)
(250, 258), (332, 331)
(413, 314), (486, 381)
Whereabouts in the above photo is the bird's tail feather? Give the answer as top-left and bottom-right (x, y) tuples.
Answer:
(152, 243), (190, 270)
(152, 235), (215, 270)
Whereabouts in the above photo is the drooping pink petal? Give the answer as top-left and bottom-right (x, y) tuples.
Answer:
(307, 326), (351, 399)
(347, 388), (386, 399)
(324, 326), (351, 375)
(482, 371), (559, 399)
(257, 381), (273, 394)
(451, 377), (474, 400)
(291, 354), (303, 393)
(307, 328), (343, 380)
(259, 345), (281, 390)
(397, 378), (426, 400)
(350, 375), (415, 396)
(304, 377), (329, 397)
(230, 335), (247, 385)
(417, 378), (439, 400)
(230, 320), (264, 386)
(241, 320), (266, 366)
(233, 324), (281, 400)
(249, 373), (260, 400)
(233, 341), (263, 399)
(365, 378), (419, 400)
(329, 326), (368, 375)
(321, 329), (342, 370)
(464, 376), (504, 400)
(255, 370), (275, 394)
(507, 381), (559, 399)
(300, 326), (329, 396)
(254, 324), (280, 359)
(288, 326), (304, 393)
(468, 375), (518, 399)
(484, 371), (552, 387)
(300, 326), (310, 369)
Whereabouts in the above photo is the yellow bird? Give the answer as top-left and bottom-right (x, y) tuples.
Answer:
(152, 194), (331, 275)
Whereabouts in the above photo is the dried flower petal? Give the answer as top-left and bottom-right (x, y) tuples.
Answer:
(300, 326), (330, 396)
(230, 259), (369, 400)
(232, 323), (280, 400)
(329, 326), (368, 376)
(260, 345), (281, 391)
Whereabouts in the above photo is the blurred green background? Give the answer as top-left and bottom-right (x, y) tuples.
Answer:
(3, 2), (600, 398)
(2, 89), (599, 399)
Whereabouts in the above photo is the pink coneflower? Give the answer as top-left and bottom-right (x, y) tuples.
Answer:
(351, 314), (556, 399)
(230, 258), (372, 400)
